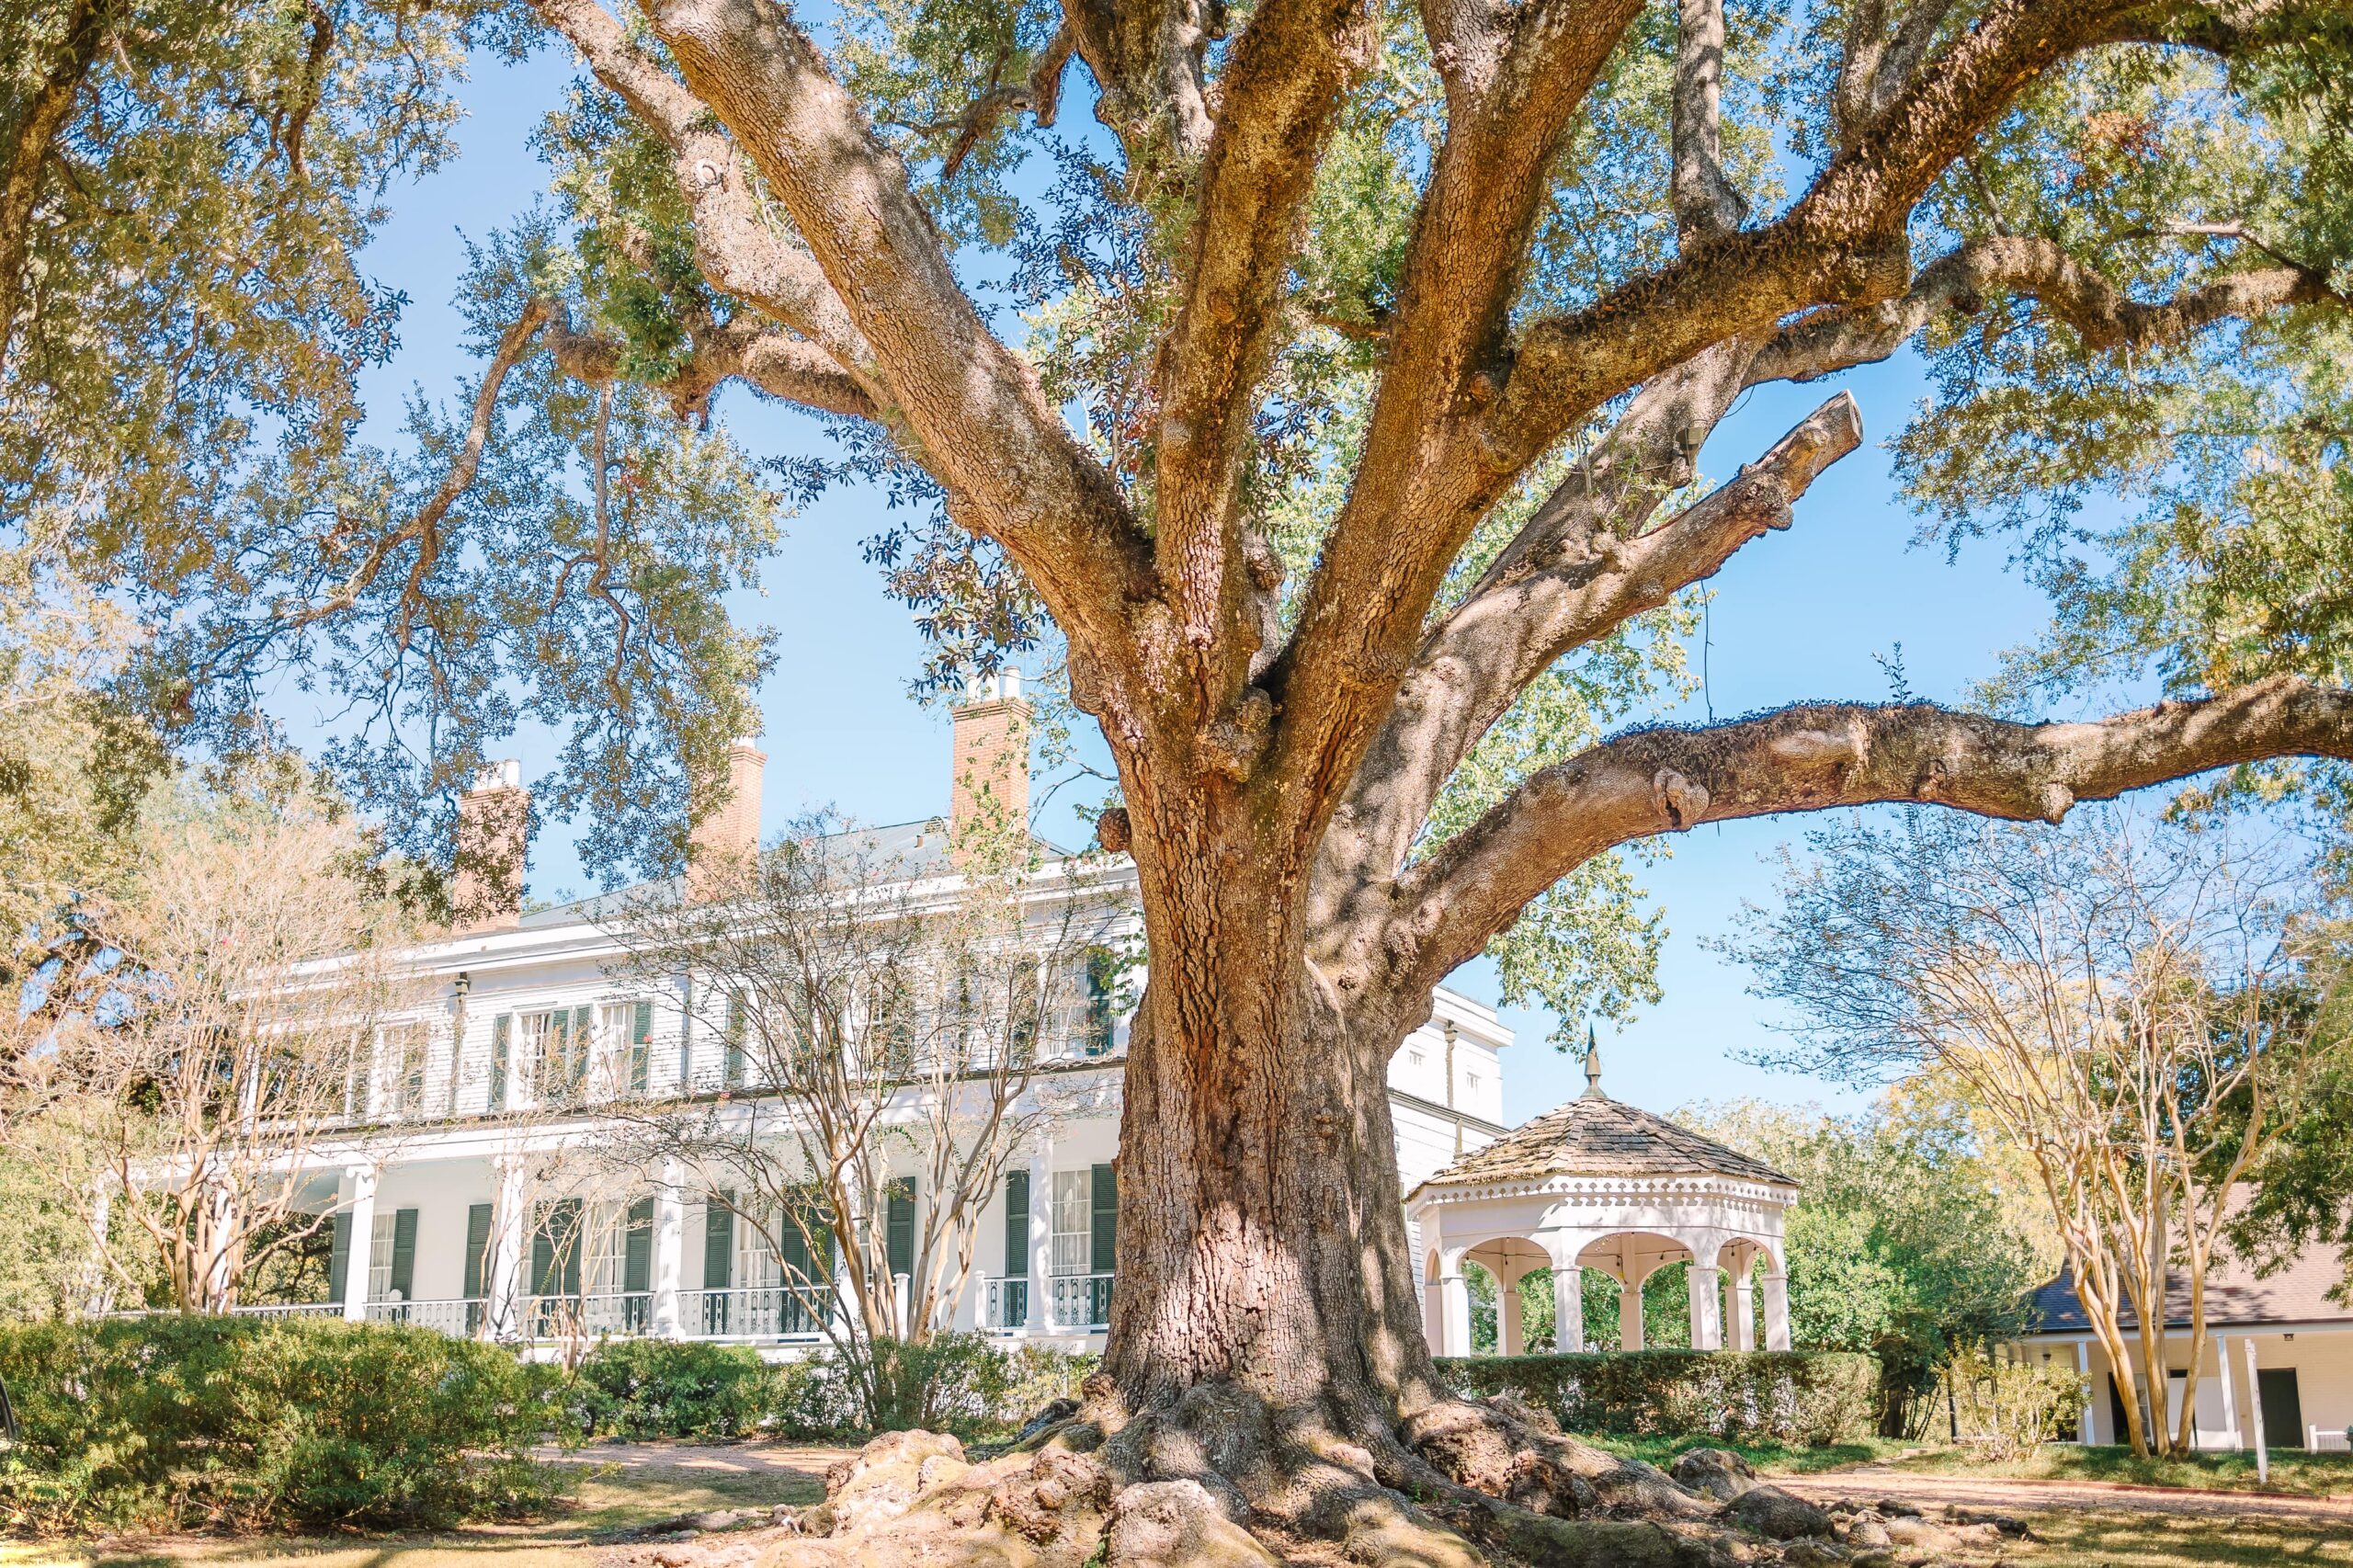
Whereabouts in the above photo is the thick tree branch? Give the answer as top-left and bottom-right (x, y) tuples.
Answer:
(1059, 0), (1215, 181)
(1269, 0), (2143, 879)
(1750, 233), (2345, 384)
(0, 0), (109, 372)
(1153, 0), (1374, 717)
(532, 0), (883, 399)
(1670, 0), (1746, 236)
(543, 0), (1155, 678)
(543, 302), (877, 421)
(1313, 385), (1858, 934)
(1395, 676), (2353, 992)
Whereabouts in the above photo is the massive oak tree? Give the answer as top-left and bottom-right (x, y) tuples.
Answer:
(15, 0), (2353, 1556)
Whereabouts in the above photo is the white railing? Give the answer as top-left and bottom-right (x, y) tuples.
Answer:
(982, 1275), (1030, 1330)
(365, 1298), (483, 1335)
(682, 1286), (831, 1340)
(518, 1291), (656, 1339)
(230, 1301), (342, 1320)
(1049, 1272), (1113, 1329)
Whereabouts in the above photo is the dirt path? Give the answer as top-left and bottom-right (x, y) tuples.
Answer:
(1779, 1465), (2353, 1524)
(542, 1438), (859, 1482)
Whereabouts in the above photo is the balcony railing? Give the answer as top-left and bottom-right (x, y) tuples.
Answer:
(366, 1298), (483, 1335)
(684, 1285), (831, 1340)
(982, 1276), (1029, 1330)
(230, 1301), (343, 1320)
(1049, 1272), (1113, 1329)
(520, 1291), (655, 1339)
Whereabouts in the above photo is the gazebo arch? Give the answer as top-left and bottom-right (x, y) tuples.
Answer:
(1406, 1044), (1796, 1357)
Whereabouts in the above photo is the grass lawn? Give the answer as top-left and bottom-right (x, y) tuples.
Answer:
(1974, 1506), (2353, 1567)
(1877, 1443), (2353, 1497)
(0, 1446), (831, 1568)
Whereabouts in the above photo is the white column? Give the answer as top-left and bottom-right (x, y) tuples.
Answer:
(1554, 1264), (1584, 1355)
(341, 1165), (378, 1321)
(1687, 1249), (1722, 1351)
(1025, 1140), (1052, 1332)
(2077, 1340), (2097, 1443)
(2245, 1335), (2269, 1483)
(1619, 1273), (1645, 1351)
(1761, 1269), (1791, 1352)
(1731, 1271), (1756, 1352)
(1499, 1272), (1525, 1358)
(488, 1156), (528, 1338)
(652, 1158), (685, 1339)
(1439, 1270), (1472, 1358)
(2214, 1335), (2242, 1450)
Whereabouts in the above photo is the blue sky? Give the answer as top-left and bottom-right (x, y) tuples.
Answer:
(332, 42), (2072, 1125)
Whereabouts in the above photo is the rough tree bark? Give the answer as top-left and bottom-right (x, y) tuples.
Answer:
(516, 0), (2350, 1555)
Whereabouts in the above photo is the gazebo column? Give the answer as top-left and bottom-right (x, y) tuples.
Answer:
(1761, 1267), (1791, 1351)
(1554, 1263), (1584, 1355)
(1499, 1269), (1525, 1357)
(1730, 1265), (1756, 1351)
(1619, 1270), (1645, 1351)
(1687, 1244), (1723, 1351)
(1439, 1267), (1472, 1358)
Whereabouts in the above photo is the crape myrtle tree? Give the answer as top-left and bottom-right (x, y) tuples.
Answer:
(17, 0), (2353, 1552)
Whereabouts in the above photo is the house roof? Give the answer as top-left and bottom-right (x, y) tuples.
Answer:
(2024, 1245), (2353, 1334)
(514, 819), (1073, 931)
(1412, 1088), (1796, 1195)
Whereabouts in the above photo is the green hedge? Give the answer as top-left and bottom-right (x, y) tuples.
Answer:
(567, 1339), (779, 1440)
(0, 1316), (565, 1535)
(1438, 1350), (1879, 1446)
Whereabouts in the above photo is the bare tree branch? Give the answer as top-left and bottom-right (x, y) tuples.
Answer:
(1391, 676), (2353, 992)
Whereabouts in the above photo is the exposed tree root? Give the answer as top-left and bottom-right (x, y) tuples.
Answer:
(604, 1388), (2021, 1568)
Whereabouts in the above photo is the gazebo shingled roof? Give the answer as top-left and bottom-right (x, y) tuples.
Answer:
(1409, 1051), (1795, 1194)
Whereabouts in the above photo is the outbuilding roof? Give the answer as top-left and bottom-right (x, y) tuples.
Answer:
(2023, 1247), (2353, 1334)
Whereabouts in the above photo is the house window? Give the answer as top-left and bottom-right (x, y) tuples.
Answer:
(1407, 1049), (1426, 1070)
(378, 1023), (428, 1118)
(367, 1212), (396, 1301)
(585, 1204), (627, 1297)
(595, 1001), (652, 1100)
(524, 1007), (592, 1106)
(1051, 1171), (1093, 1276)
(1079, 948), (1120, 1056)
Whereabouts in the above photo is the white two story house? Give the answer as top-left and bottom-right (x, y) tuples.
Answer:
(257, 676), (1512, 1352)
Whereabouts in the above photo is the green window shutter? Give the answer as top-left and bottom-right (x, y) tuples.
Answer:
(489, 1014), (510, 1109)
(463, 1203), (493, 1300)
(723, 993), (747, 1088)
(703, 1194), (733, 1290)
(328, 1210), (351, 1301)
(573, 1006), (594, 1096)
(623, 1198), (654, 1294)
(887, 1177), (915, 1278)
(1084, 948), (1117, 1054)
(779, 1204), (810, 1282)
(389, 1208), (418, 1301)
(1090, 1163), (1117, 1274)
(630, 1000), (653, 1096)
(530, 1208), (554, 1300)
(1003, 1170), (1029, 1277)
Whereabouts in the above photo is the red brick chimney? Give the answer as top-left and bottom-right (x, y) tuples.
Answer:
(688, 736), (766, 894)
(453, 759), (529, 932)
(950, 670), (1031, 858)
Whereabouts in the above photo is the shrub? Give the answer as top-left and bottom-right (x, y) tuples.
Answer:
(571, 1339), (778, 1441)
(1437, 1350), (1880, 1446)
(0, 1315), (566, 1535)
(1935, 1345), (2085, 1460)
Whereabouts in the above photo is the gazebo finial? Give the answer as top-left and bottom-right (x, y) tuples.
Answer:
(1582, 1026), (1605, 1098)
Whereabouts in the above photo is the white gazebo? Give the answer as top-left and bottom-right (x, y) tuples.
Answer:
(1407, 1044), (1798, 1358)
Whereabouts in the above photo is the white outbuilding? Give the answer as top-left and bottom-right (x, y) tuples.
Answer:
(1408, 1044), (1798, 1358)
